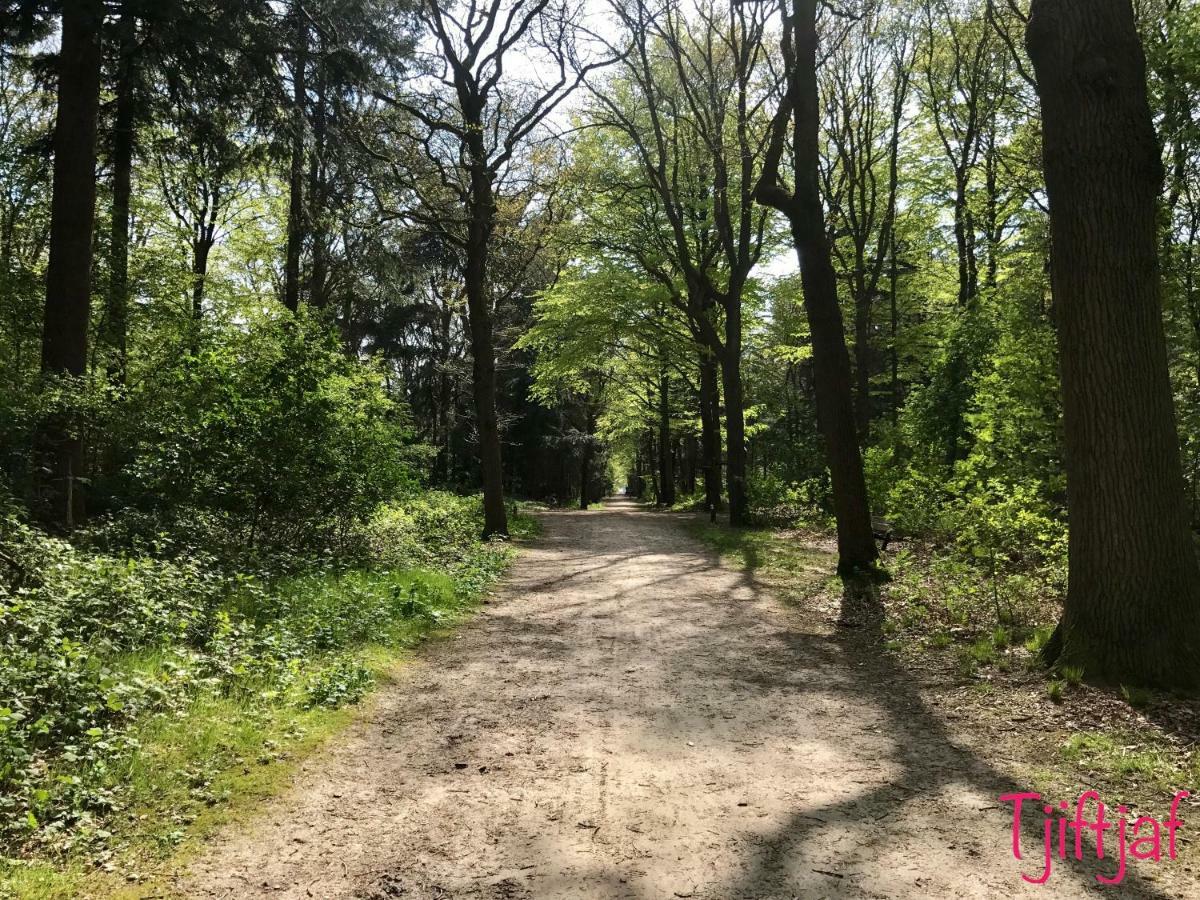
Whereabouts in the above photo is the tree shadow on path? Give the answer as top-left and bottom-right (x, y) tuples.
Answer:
(706, 539), (1181, 900)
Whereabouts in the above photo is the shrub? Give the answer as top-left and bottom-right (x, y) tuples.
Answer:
(111, 313), (417, 557)
(0, 490), (510, 856)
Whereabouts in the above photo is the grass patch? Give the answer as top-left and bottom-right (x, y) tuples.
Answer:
(3, 687), (358, 899)
(1060, 732), (1199, 793)
(1, 502), (542, 899)
(685, 520), (833, 604)
(1, 568), (476, 899)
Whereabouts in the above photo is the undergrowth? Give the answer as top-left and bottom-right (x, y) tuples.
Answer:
(0, 492), (539, 898)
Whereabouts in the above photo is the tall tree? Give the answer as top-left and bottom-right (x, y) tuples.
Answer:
(37, 0), (104, 528)
(1027, 0), (1200, 687)
(379, 0), (604, 537)
(283, 0), (307, 313)
(755, 0), (877, 574)
(821, 8), (913, 439)
(588, 0), (776, 526)
(101, 4), (136, 384)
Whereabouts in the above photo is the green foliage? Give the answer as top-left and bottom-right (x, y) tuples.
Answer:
(0, 490), (515, 860)
(303, 658), (374, 710)
(110, 313), (416, 557)
(1060, 665), (1084, 687)
(1060, 731), (1198, 792)
(746, 473), (834, 528)
(1119, 684), (1153, 710)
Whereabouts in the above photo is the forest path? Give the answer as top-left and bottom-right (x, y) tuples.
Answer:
(178, 498), (1159, 899)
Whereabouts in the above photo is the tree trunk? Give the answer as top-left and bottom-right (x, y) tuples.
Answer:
(952, 168), (978, 307)
(755, 0), (877, 573)
(103, 8), (136, 385)
(685, 435), (697, 496)
(853, 287), (872, 441)
(580, 407), (596, 510)
(647, 428), (659, 501)
(434, 301), (453, 484)
(890, 227), (901, 433)
(192, 237), (214, 325)
(38, 0), (104, 529)
(658, 366), (675, 507)
(983, 123), (1001, 291)
(1027, 0), (1200, 688)
(308, 33), (329, 309)
(698, 349), (722, 513)
(464, 157), (508, 537)
(283, 0), (306, 313)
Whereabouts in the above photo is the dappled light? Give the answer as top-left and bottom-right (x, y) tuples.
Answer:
(2, 0), (1198, 895)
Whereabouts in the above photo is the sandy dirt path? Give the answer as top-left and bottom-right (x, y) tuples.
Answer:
(179, 499), (1177, 899)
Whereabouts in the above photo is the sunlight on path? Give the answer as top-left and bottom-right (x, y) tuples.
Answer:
(179, 500), (1162, 899)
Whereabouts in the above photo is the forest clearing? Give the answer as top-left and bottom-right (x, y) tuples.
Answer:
(2, 0), (1200, 896)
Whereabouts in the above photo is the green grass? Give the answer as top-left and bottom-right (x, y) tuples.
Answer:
(0, 550), (531, 899)
(1060, 732), (1200, 792)
(2, 685), (361, 900)
(685, 520), (834, 604)
(669, 493), (710, 513)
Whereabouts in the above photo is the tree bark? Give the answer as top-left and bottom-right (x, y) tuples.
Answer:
(698, 350), (722, 513)
(658, 365), (675, 507)
(719, 307), (749, 526)
(308, 31), (329, 309)
(684, 435), (697, 496)
(464, 154), (508, 537)
(1027, 0), (1200, 688)
(103, 8), (136, 385)
(852, 288), (872, 441)
(434, 297), (453, 484)
(952, 168), (978, 307)
(192, 237), (214, 325)
(755, 0), (877, 574)
(580, 407), (596, 510)
(889, 227), (901, 433)
(283, 0), (306, 313)
(38, 0), (104, 529)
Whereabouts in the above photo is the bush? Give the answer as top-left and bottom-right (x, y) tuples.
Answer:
(109, 313), (417, 557)
(363, 492), (488, 571)
(0, 490), (511, 857)
(746, 473), (833, 527)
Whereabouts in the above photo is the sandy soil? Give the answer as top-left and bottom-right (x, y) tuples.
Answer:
(178, 499), (1185, 899)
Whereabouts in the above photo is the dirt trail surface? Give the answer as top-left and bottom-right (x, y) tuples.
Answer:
(179, 499), (1176, 899)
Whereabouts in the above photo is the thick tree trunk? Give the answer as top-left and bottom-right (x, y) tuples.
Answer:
(792, 229), (878, 572)
(756, 0), (877, 573)
(464, 159), (508, 537)
(103, 9), (136, 385)
(698, 350), (722, 512)
(283, 1), (307, 313)
(38, 0), (104, 529)
(658, 367), (676, 507)
(1027, 0), (1200, 688)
